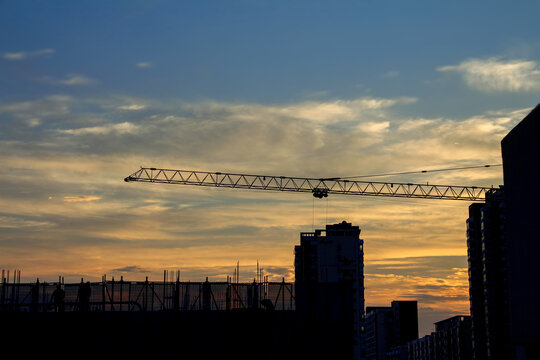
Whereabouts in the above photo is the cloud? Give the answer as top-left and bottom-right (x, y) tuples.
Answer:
(0, 93), (525, 311)
(1, 95), (522, 177)
(382, 70), (399, 79)
(136, 61), (152, 68)
(438, 57), (540, 92)
(356, 121), (390, 134)
(91, 96), (149, 112)
(1, 94), (520, 180)
(365, 263), (469, 311)
(366, 256), (467, 277)
(38, 75), (97, 86)
(63, 196), (102, 202)
(118, 104), (146, 111)
(26, 118), (42, 127)
(277, 97), (416, 123)
(0, 216), (51, 229)
(300, 90), (330, 99)
(59, 122), (139, 136)
(186, 97), (416, 130)
(58, 74), (96, 86)
(0, 93), (526, 334)
(111, 265), (148, 273)
(2, 48), (55, 60)
(0, 95), (73, 128)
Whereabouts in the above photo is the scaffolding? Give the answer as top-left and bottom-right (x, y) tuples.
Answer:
(0, 275), (295, 313)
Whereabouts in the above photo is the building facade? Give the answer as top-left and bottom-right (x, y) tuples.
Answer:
(364, 301), (418, 360)
(365, 307), (394, 360)
(408, 316), (471, 360)
(466, 188), (509, 360)
(466, 202), (487, 360)
(433, 316), (472, 360)
(501, 104), (540, 359)
(409, 335), (436, 360)
(295, 221), (365, 359)
(391, 300), (419, 348)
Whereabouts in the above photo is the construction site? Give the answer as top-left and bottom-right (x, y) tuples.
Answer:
(0, 273), (353, 360)
(0, 273), (295, 313)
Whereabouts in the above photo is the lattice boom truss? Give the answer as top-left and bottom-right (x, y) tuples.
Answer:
(125, 167), (492, 201)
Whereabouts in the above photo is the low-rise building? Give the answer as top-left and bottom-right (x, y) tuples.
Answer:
(408, 315), (472, 360)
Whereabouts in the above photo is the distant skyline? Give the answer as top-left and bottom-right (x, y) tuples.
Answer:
(1, 1), (539, 335)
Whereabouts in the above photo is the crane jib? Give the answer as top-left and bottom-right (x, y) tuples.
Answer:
(124, 167), (494, 202)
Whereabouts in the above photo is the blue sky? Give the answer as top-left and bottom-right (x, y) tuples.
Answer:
(1, 0), (539, 335)
(2, 1), (539, 110)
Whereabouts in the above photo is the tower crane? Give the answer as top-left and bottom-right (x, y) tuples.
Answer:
(124, 167), (495, 201)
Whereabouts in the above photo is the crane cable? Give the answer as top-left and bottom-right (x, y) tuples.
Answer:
(339, 164), (502, 180)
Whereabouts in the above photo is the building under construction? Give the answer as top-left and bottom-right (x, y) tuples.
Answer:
(0, 268), (354, 359)
(0, 274), (294, 313)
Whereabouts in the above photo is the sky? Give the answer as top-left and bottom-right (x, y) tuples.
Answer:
(1, 0), (539, 335)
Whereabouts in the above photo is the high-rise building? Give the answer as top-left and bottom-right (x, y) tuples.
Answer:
(295, 221), (365, 359)
(365, 306), (394, 360)
(364, 301), (418, 360)
(501, 104), (540, 359)
(467, 202), (487, 360)
(466, 188), (508, 360)
(391, 300), (419, 347)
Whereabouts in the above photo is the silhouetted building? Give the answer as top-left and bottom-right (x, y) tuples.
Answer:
(386, 345), (408, 360)
(433, 316), (472, 360)
(0, 278), (351, 360)
(364, 301), (418, 360)
(295, 221), (364, 359)
(365, 307), (394, 360)
(392, 300), (418, 347)
(467, 202), (487, 360)
(501, 104), (540, 360)
(408, 315), (471, 360)
(466, 188), (508, 360)
(0, 310), (354, 360)
(409, 334), (436, 360)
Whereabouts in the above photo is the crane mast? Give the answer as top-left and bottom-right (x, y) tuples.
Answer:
(124, 167), (492, 201)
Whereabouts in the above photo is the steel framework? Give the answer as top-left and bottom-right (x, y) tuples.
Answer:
(124, 167), (492, 201)
(0, 278), (294, 312)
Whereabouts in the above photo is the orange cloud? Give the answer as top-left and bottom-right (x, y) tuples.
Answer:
(63, 196), (102, 202)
